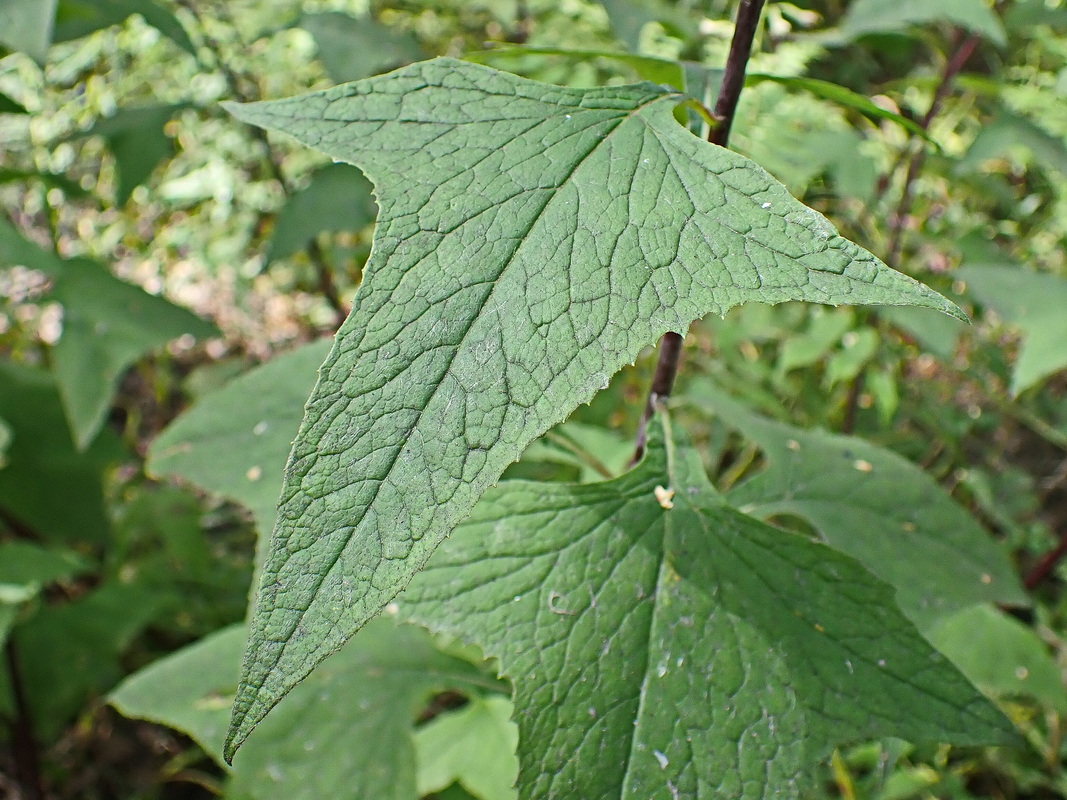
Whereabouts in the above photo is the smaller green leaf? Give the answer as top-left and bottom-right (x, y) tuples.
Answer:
(268, 163), (376, 263)
(695, 385), (1028, 630)
(148, 340), (332, 538)
(111, 619), (504, 800)
(49, 257), (218, 449)
(0, 90), (27, 114)
(72, 103), (187, 204)
(415, 696), (519, 800)
(959, 263), (1067, 394)
(928, 605), (1067, 713)
(53, 0), (196, 54)
(0, 0), (57, 63)
(300, 11), (424, 84)
(840, 0), (1007, 47)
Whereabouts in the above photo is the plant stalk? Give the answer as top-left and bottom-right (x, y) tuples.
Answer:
(884, 30), (980, 266)
(5, 639), (45, 800)
(633, 0), (766, 461)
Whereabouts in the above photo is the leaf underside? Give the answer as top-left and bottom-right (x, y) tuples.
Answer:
(223, 57), (965, 757)
(394, 415), (1014, 800)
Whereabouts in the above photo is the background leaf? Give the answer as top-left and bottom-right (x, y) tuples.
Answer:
(839, 0), (1007, 46)
(299, 11), (424, 84)
(148, 339), (332, 539)
(111, 619), (506, 800)
(695, 385), (1027, 629)
(0, 362), (120, 544)
(267, 163), (376, 263)
(0, 0), (57, 63)
(53, 0), (196, 54)
(927, 605), (1067, 713)
(73, 104), (187, 205)
(960, 263), (1067, 394)
(223, 57), (965, 756)
(49, 257), (218, 449)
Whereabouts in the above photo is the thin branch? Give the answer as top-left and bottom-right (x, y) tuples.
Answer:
(1024, 530), (1067, 591)
(884, 30), (980, 267)
(175, 0), (348, 327)
(632, 0), (767, 462)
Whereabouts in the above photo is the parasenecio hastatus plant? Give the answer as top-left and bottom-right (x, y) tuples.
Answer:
(220, 1), (1017, 797)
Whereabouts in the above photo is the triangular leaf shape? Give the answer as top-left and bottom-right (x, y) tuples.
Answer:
(395, 414), (1014, 800)
(222, 57), (964, 756)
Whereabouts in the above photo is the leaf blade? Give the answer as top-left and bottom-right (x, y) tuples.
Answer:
(223, 58), (965, 757)
(396, 415), (1015, 800)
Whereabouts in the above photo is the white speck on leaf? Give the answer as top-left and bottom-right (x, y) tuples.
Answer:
(654, 750), (669, 769)
(654, 485), (675, 509)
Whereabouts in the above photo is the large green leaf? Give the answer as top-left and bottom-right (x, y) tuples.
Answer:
(111, 619), (505, 800)
(222, 57), (963, 755)
(148, 340), (333, 538)
(959, 263), (1067, 394)
(0, 0), (57, 63)
(395, 415), (1013, 800)
(694, 386), (1027, 630)
(73, 103), (188, 204)
(840, 0), (1006, 46)
(49, 257), (218, 449)
(299, 11), (424, 84)
(267, 163), (377, 262)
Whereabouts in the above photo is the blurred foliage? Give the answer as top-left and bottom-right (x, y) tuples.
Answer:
(0, 0), (1066, 798)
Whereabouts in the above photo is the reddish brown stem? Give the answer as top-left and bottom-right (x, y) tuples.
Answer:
(884, 31), (980, 267)
(632, 0), (766, 461)
(1024, 532), (1067, 591)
